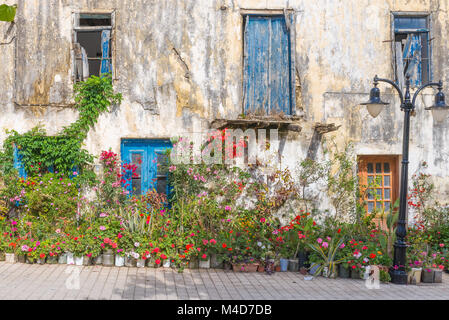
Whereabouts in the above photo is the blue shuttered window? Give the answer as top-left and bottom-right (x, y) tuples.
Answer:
(121, 139), (172, 196)
(244, 15), (294, 115)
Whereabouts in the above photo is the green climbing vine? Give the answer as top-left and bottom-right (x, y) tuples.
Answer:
(0, 75), (122, 178)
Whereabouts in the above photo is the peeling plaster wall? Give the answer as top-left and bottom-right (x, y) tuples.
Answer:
(1, 0), (449, 214)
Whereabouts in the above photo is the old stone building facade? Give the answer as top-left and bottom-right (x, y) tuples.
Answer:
(1, 0), (449, 216)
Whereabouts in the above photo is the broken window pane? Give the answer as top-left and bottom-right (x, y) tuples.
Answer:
(79, 13), (112, 27)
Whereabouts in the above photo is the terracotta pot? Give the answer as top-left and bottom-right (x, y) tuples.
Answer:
(257, 265), (265, 272)
(232, 263), (259, 272)
(275, 265), (281, 272)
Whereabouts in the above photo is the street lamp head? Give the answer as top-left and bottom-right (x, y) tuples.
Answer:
(361, 76), (389, 118)
(426, 81), (449, 122)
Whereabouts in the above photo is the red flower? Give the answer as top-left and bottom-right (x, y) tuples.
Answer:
(337, 228), (341, 234)
(39, 253), (45, 259)
(161, 254), (167, 260)
(369, 253), (376, 259)
(155, 259), (161, 265)
(222, 243), (227, 248)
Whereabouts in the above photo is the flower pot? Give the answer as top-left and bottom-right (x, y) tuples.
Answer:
(275, 265), (281, 272)
(297, 250), (310, 269)
(188, 257), (199, 269)
(279, 258), (289, 272)
(339, 264), (351, 278)
(351, 269), (361, 279)
(309, 264), (321, 276)
(115, 255), (125, 267)
(199, 258), (210, 269)
(58, 253), (67, 264)
(47, 255), (58, 264)
(27, 257), (36, 264)
(0, 252), (5, 261)
(102, 252), (114, 267)
(223, 262), (232, 271)
(162, 259), (171, 268)
(125, 256), (137, 267)
(136, 259), (146, 268)
(37, 258), (46, 265)
(17, 254), (26, 263)
(5, 253), (15, 263)
(93, 255), (103, 265)
(433, 269), (443, 283)
(288, 259), (299, 272)
(74, 256), (84, 266)
(257, 265), (265, 272)
(83, 256), (92, 266)
(422, 269), (434, 283)
(66, 252), (75, 265)
(408, 268), (422, 284)
(232, 263), (259, 272)
(362, 266), (371, 280)
(210, 254), (222, 268)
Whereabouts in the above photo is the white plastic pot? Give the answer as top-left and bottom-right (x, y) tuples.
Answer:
(162, 259), (171, 268)
(115, 255), (125, 267)
(199, 258), (210, 269)
(74, 256), (84, 266)
(136, 259), (146, 268)
(5, 253), (15, 263)
(66, 252), (75, 265)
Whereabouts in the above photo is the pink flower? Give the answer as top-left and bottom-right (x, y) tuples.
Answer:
(99, 226), (106, 231)
(210, 239), (217, 245)
(260, 218), (266, 223)
(202, 239), (208, 245)
(117, 233), (123, 239)
(225, 206), (231, 211)
(339, 243), (345, 249)
(202, 254), (207, 259)
(322, 242), (329, 248)
(317, 238), (323, 244)
(440, 243), (445, 248)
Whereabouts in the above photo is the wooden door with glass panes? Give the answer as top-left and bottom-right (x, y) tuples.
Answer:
(358, 156), (399, 215)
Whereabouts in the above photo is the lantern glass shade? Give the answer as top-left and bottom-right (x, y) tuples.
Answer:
(366, 104), (385, 118)
(361, 87), (389, 118)
(430, 90), (449, 122)
(432, 108), (448, 122)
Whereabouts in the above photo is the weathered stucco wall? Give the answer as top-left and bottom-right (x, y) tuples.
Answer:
(1, 0), (449, 212)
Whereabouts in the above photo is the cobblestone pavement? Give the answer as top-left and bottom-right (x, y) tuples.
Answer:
(0, 262), (448, 300)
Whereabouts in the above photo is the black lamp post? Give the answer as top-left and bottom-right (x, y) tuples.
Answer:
(361, 74), (449, 284)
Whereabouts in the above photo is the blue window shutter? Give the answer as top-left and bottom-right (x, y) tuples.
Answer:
(121, 140), (172, 196)
(100, 30), (111, 75)
(244, 16), (293, 115)
(402, 34), (422, 87)
(13, 145), (26, 178)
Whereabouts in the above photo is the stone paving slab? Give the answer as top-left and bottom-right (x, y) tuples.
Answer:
(0, 262), (448, 300)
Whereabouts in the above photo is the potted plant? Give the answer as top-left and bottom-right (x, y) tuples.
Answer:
(307, 236), (344, 278)
(115, 248), (125, 267)
(199, 253), (210, 269)
(5, 241), (16, 263)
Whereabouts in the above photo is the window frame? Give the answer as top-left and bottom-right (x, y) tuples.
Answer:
(391, 12), (432, 87)
(72, 11), (116, 82)
(357, 155), (400, 217)
(241, 9), (296, 116)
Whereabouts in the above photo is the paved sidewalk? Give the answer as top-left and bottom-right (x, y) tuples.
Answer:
(0, 262), (448, 300)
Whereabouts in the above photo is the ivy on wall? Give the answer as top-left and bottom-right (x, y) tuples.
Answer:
(0, 4), (16, 22)
(0, 75), (122, 177)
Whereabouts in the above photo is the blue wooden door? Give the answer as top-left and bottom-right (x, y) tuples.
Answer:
(121, 139), (172, 196)
(244, 15), (293, 115)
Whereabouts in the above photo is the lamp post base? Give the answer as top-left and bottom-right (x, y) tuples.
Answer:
(389, 269), (408, 285)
